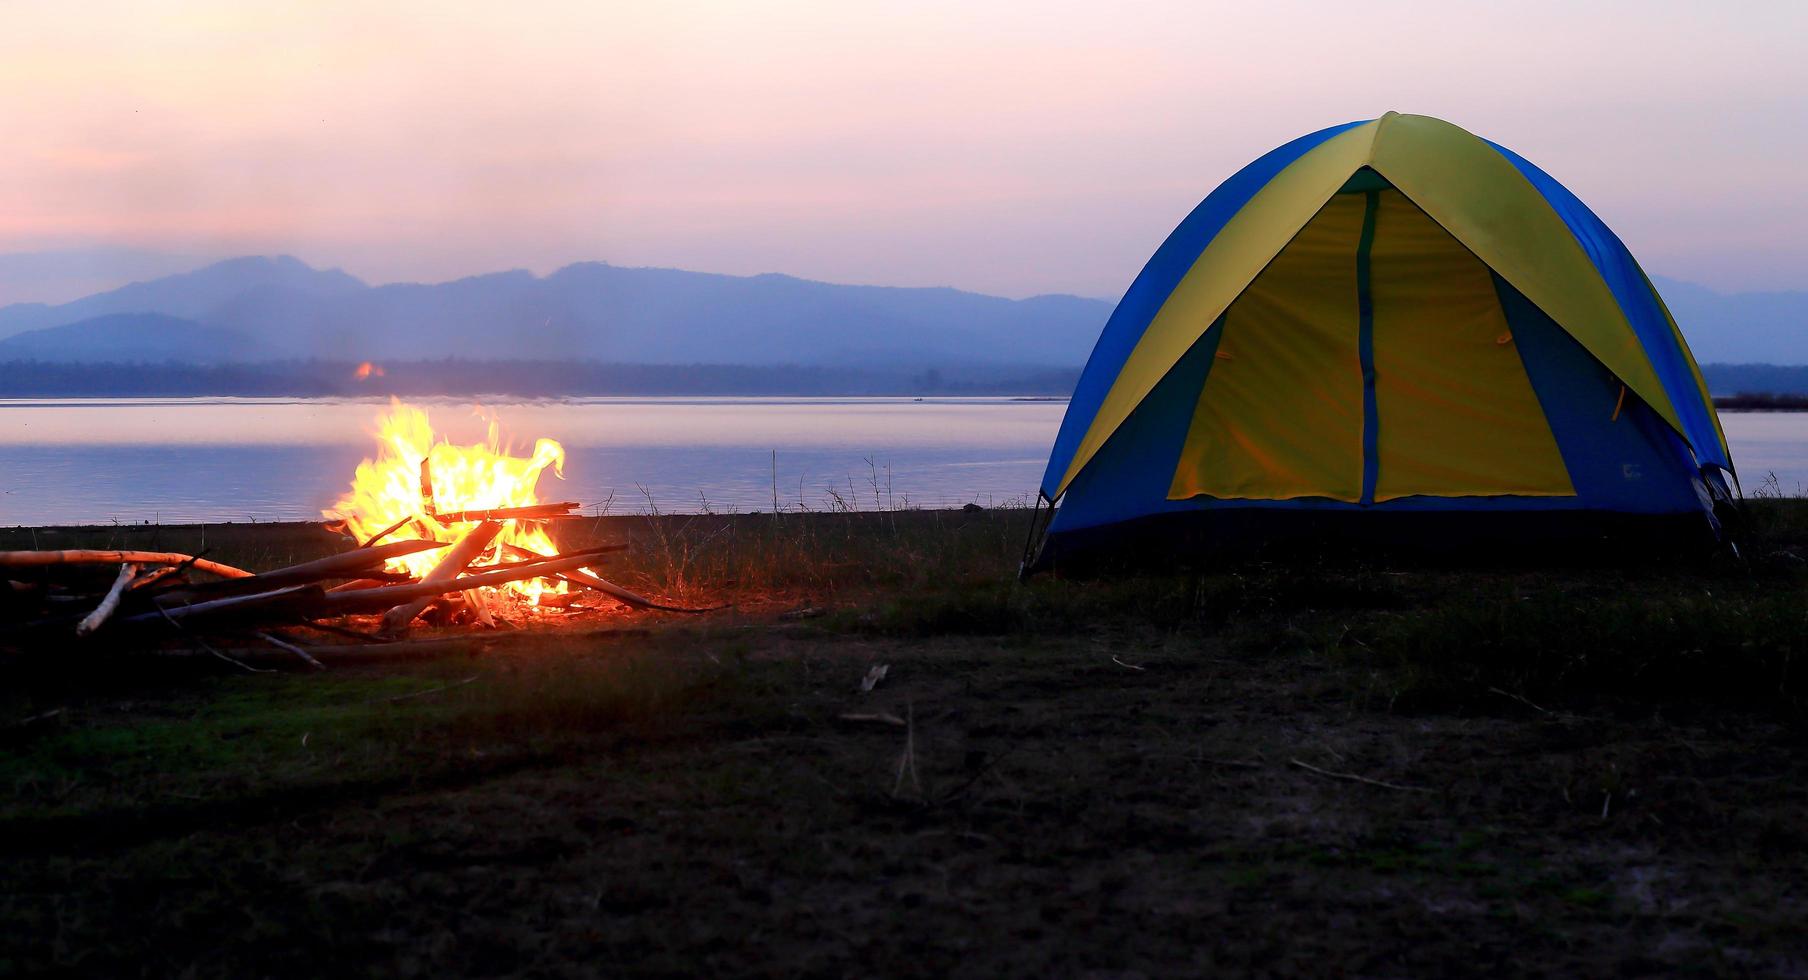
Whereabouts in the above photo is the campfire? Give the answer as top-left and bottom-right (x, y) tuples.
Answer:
(326, 400), (580, 610)
(0, 401), (711, 666)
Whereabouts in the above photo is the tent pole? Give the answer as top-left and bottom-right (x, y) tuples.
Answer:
(1018, 492), (1051, 581)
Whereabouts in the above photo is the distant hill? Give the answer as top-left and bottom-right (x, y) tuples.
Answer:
(0, 360), (1081, 398)
(0, 255), (365, 340)
(0, 313), (273, 363)
(0, 248), (215, 307)
(0, 255), (1799, 374)
(1699, 364), (1808, 397)
(0, 256), (1110, 369)
(1651, 276), (1808, 364)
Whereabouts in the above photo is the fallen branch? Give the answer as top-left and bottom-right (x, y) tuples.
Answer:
(75, 563), (136, 637)
(0, 550), (251, 579)
(1488, 686), (1556, 717)
(838, 712), (906, 726)
(1288, 758), (1431, 794)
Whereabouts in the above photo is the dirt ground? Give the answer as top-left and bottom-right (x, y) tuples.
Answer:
(1, 510), (1805, 977)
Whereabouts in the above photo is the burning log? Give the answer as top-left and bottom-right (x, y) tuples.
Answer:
(427, 502), (580, 524)
(357, 515), (414, 549)
(327, 551), (603, 615)
(378, 520), (503, 635)
(327, 575), (412, 593)
(464, 588), (494, 628)
(75, 564), (136, 637)
(158, 539), (450, 600)
(0, 550), (251, 579)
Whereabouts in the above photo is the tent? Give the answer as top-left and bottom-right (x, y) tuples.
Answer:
(1026, 112), (1734, 572)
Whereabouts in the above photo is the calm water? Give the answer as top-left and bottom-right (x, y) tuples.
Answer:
(0, 398), (1064, 526)
(0, 397), (1802, 526)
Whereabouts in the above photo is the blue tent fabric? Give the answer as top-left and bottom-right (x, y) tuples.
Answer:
(1482, 140), (1729, 472)
(1039, 120), (1369, 499)
(1492, 274), (1708, 515)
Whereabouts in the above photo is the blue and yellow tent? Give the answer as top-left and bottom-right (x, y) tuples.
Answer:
(1029, 112), (1733, 569)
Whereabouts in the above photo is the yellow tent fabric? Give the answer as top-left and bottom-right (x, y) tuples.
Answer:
(1368, 190), (1573, 501)
(1168, 194), (1366, 501)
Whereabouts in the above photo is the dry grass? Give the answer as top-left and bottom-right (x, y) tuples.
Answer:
(3, 503), (1807, 975)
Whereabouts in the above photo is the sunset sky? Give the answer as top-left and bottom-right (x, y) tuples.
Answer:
(1, 0), (1803, 300)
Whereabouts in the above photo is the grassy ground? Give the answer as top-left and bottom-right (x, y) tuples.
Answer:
(2, 505), (1807, 977)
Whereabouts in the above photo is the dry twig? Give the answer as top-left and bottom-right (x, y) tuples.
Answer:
(1289, 758), (1430, 793)
(75, 563), (136, 637)
(368, 674), (479, 704)
(892, 702), (921, 799)
(256, 631), (325, 670)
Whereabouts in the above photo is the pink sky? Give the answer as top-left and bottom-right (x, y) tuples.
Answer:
(1, 1), (1803, 298)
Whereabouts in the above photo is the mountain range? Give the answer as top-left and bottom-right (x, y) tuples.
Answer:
(0, 255), (1801, 368)
(0, 256), (1107, 369)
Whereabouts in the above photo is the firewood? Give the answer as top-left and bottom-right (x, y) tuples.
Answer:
(497, 542), (716, 613)
(0, 550), (251, 579)
(357, 515), (414, 549)
(158, 539), (449, 601)
(420, 457), (436, 512)
(497, 542), (627, 568)
(115, 585), (326, 629)
(327, 576), (410, 593)
(75, 564), (136, 637)
(126, 565), (183, 591)
(464, 588), (495, 628)
(378, 521), (503, 635)
(326, 551), (602, 615)
(428, 502), (579, 523)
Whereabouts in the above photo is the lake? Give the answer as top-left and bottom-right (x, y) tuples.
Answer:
(0, 397), (1802, 526)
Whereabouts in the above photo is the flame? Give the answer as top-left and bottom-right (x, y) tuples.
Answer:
(325, 399), (568, 604)
(355, 361), (386, 379)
